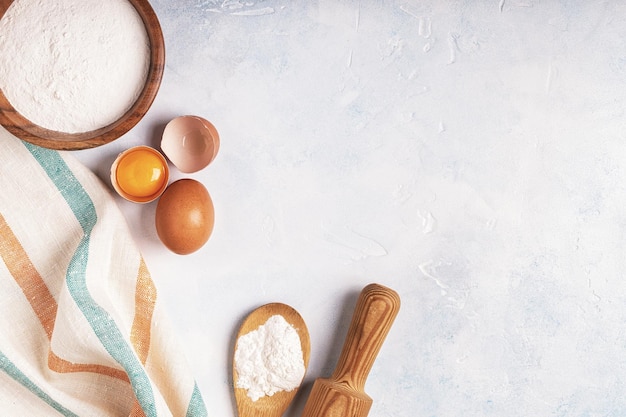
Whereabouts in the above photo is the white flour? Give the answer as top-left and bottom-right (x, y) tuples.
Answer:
(0, 0), (149, 133)
(234, 315), (305, 401)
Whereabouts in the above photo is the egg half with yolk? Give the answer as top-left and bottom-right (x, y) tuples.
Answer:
(111, 146), (169, 203)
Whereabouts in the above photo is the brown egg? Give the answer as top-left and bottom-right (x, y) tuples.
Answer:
(155, 179), (214, 255)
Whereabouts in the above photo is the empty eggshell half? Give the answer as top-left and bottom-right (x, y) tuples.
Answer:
(161, 115), (220, 173)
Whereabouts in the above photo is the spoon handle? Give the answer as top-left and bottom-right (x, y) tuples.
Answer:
(330, 283), (400, 391)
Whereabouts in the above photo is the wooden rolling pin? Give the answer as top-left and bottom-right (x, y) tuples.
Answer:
(301, 283), (400, 417)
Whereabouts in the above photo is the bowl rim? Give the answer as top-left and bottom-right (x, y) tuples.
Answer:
(0, 0), (165, 151)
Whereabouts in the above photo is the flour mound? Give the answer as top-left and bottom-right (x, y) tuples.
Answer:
(234, 314), (306, 401)
(0, 0), (149, 133)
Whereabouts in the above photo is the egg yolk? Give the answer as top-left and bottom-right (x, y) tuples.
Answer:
(116, 149), (167, 198)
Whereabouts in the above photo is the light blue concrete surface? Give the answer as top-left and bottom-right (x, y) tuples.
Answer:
(77, 1), (626, 415)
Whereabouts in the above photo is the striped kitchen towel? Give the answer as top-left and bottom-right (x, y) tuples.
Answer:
(0, 127), (208, 416)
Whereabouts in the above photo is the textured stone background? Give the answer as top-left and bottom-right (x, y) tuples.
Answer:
(77, 1), (626, 415)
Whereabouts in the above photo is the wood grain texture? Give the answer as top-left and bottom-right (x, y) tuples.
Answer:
(0, 0), (165, 150)
(233, 303), (311, 417)
(301, 283), (400, 417)
(0, 0), (10, 14)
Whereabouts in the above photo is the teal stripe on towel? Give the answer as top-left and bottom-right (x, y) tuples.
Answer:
(0, 350), (79, 416)
(23, 143), (159, 416)
(186, 382), (208, 417)
(22, 144), (94, 232)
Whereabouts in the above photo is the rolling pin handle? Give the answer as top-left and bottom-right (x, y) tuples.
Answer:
(330, 283), (400, 391)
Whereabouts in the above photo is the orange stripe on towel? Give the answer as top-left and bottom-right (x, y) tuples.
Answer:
(0, 213), (128, 382)
(49, 350), (129, 382)
(0, 214), (57, 339)
(127, 259), (155, 417)
(129, 398), (148, 417)
(130, 258), (157, 365)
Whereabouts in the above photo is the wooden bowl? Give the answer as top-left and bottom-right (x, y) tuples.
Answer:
(0, 0), (165, 150)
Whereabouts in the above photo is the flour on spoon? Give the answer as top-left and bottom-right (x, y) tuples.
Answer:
(234, 315), (306, 402)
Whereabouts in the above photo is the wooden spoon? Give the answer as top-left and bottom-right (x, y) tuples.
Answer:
(233, 303), (311, 417)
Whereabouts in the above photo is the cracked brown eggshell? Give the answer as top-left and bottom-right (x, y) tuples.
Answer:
(161, 115), (220, 173)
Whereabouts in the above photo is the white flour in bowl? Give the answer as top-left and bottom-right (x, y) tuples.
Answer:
(0, 0), (150, 133)
(234, 315), (306, 402)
